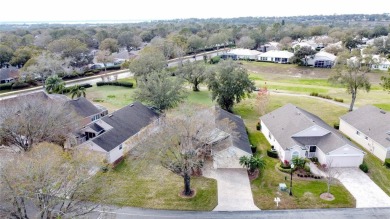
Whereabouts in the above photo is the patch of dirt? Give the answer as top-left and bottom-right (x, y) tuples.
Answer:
(320, 192), (335, 201)
(248, 169), (259, 181)
(178, 189), (197, 198)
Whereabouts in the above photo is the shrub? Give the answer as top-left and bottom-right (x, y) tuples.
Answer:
(92, 98), (104, 102)
(256, 122), (261, 131)
(79, 83), (92, 88)
(277, 163), (292, 173)
(318, 94), (332, 99)
(304, 165), (311, 173)
(333, 98), (344, 103)
(251, 145), (257, 153)
(0, 83), (13, 90)
(310, 92), (318, 96)
(209, 56), (221, 64)
(96, 81), (133, 88)
(85, 72), (94, 76)
(292, 157), (307, 169)
(310, 157), (318, 163)
(267, 149), (279, 158)
(359, 162), (369, 173)
(385, 159), (390, 168)
(11, 82), (29, 89)
(333, 123), (340, 130)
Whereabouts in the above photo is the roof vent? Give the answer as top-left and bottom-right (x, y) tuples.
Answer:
(380, 110), (386, 114)
(108, 114), (113, 117)
(130, 104), (134, 107)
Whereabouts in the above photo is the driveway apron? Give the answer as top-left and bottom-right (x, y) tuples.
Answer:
(336, 168), (390, 208)
(204, 167), (260, 211)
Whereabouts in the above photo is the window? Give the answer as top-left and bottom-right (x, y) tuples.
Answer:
(292, 151), (300, 159)
(275, 57), (281, 62)
(119, 144), (123, 150)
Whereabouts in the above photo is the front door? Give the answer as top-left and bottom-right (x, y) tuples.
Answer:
(306, 145), (317, 158)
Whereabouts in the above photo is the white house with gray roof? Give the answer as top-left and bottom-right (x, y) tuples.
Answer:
(340, 105), (390, 162)
(78, 102), (159, 164)
(261, 104), (364, 167)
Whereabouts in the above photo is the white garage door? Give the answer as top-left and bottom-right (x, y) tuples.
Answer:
(328, 155), (363, 167)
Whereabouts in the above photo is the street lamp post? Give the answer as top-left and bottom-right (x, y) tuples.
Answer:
(290, 163), (295, 196)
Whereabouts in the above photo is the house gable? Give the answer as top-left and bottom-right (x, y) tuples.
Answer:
(327, 144), (364, 156)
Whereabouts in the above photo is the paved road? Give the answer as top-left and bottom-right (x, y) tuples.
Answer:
(336, 168), (390, 208)
(89, 206), (390, 219)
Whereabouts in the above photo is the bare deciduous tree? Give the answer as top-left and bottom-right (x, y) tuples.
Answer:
(323, 158), (340, 198)
(0, 142), (101, 219)
(0, 95), (80, 151)
(135, 105), (235, 196)
(255, 84), (270, 116)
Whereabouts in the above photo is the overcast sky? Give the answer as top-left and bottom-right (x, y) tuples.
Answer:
(0, 0), (388, 22)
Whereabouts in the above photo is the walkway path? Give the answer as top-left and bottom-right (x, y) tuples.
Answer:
(203, 164), (260, 211)
(270, 91), (357, 110)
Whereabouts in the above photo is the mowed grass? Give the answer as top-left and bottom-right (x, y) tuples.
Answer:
(234, 97), (355, 209)
(91, 158), (217, 210)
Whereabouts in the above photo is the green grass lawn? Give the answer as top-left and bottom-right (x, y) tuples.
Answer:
(90, 157), (217, 210)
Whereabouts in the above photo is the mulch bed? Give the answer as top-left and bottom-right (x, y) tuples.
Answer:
(248, 169), (259, 181)
(320, 192), (335, 201)
(178, 189), (197, 198)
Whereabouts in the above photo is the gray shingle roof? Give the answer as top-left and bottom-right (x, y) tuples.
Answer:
(66, 97), (101, 118)
(92, 102), (158, 152)
(216, 107), (252, 154)
(0, 67), (19, 81)
(261, 103), (358, 154)
(340, 105), (390, 149)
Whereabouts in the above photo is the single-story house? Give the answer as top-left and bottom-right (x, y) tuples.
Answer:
(371, 55), (390, 71)
(78, 102), (159, 164)
(0, 66), (19, 84)
(261, 104), (364, 167)
(221, 48), (261, 60)
(212, 107), (252, 168)
(257, 50), (294, 64)
(66, 97), (108, 126)
(340, 105), (390, 162)
(305, 51), (336, 68)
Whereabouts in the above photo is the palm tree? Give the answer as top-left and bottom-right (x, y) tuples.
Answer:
(239, 155), (266, 175)
(69, 85), (86, 99)
(45, 74), (65, 94)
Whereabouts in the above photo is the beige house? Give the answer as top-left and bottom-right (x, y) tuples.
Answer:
(261, 104), (364, 167)
(340, 105), (390, 162)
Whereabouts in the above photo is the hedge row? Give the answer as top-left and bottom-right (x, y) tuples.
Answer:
(309, 92), (344, 103)
(385, 159), (390, 168)
(62, 83), (92, 93)
(0, 83), (13, 90)
(96, 81), (133, 88)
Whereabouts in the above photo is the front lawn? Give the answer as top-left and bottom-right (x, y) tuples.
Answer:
(90, 158), (218, 210)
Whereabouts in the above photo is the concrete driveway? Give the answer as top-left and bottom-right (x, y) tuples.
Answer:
(336, 168), (390, 208)
(203, 167), (260, 211)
